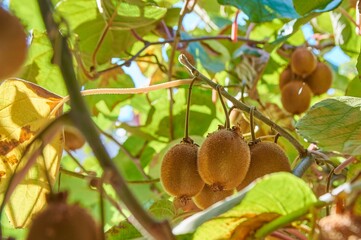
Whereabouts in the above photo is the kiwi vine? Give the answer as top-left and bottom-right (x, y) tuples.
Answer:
(1, 0), (360, 240)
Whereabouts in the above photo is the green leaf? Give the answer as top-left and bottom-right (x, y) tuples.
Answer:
(9, 0), (44, 31)
(217, 0), (299, 23)
(346, 77), (361, 97)
(149, 199), (176, 220)
(21, 31), (67, 96)
(173, 172), (316, 238)
(296, 96), (361, 155)
(293, 0), (341, 16)
(105, 221), (142, 240)
(101, 0), (167, 29)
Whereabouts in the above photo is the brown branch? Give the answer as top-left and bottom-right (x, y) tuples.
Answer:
(37, 1), (175, 239)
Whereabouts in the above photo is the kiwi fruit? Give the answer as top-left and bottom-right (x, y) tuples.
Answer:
(27, 192), (100, 240)
(237, 141), (291, 191)
(290, 47), (317, 77)
(192, 184), (234, 210)
(304, 62), (332, 95)
(160, 142), (204, 202)
(281, 81), (312, 114)
(279, 66), (294, 90)
(197, 127), (250, 191)
(0, 7), (27, 80)
(64, 128), (86, 151)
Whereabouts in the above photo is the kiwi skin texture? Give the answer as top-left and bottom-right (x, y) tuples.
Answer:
(305, 62), (332, 95)
(291, 47), (317, 77)
(27, 194), (100, 240)
(237, 141), (291, 191)
(198, 127), (250, 191)
(281, 81), (312, 114)
(0, 7), (27, 80)
(161, 142), (204, 199)
(192, 184), (234, 210)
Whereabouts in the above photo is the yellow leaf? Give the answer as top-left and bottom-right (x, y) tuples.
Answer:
(0, 78), (64, 228)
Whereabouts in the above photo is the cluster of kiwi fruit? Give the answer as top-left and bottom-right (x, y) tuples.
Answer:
(0, 7), (27, 80)
(160, 125), (292, 211)
(279, 47), (333, 114)
(26, 192), (101, 240)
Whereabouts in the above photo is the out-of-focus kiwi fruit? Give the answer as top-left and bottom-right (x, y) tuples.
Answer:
(0, 7), (27, 80)
(64, 128), (86, 151)
(290, 47), (317, 78)
(161, 142), (204, 202)
(192, 184), (234, 210)
(27, 192), (100, 240)
(304, 62), (332, 95)
(237, 141), (291, 191)
(198, 127), (250, 191)
(281, 81), (312, 114)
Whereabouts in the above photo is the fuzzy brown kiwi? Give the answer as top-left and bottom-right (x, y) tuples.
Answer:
(0, 7), (27, 80)
(279, 65), (294, 90)
(192, 184), (234, 210)
(281, 81), (312, 114)
(290, 47), (317, 78)
(237, 141), (291, 191)
(198, 127), (250, 191)
(160, 142), (205, 201)
(304, 62), (332, 95)
(64, 128), (86, 151)
(27, 192), (100, 240)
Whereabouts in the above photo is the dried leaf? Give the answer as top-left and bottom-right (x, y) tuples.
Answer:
(0, 79), (63, 227)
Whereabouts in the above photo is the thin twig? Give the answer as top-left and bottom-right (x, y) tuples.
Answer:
(184, 78), (198, 142)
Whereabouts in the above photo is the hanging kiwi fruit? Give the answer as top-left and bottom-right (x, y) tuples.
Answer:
(197, 87), (250, 191)
(278, 65), (294, 90)
(281, 81), (312, 114)
(237, 141), (291, 191)
(160, 78), (205, 203)
(304, 62), (333, 95)
(192, 184), (234, 210)
(161, 141), (204, 202)
(290, 47), (317, 78)
(27, 192), (100, 240)
(0, 7), (27, 80)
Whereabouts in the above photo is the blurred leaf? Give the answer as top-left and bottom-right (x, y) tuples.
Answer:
(217, 0), (299, 23)
(105, 221), (142, 240)
(346, 77), (361, 97)
(101, 0), (167, 30)
(0, 79), (63, 227)
(293, 0), (341, 16)
(9, 0), (44, 31)
(296, 97), (361, 155)
(149, 199), (176, 220)
(173, 172), (317, 238)
(20, 31), (67, 96)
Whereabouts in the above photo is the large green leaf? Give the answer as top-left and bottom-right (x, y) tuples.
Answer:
(173, 172), (317, 239)
(346, 77), (361, 97)
(296, 97), (361, 155)
(9, 0), (44, 31)
(217, 0), (299, 23)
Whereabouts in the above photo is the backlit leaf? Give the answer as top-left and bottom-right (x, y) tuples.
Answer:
(296, 97), (361, 155)
(0, 79), (63, 227)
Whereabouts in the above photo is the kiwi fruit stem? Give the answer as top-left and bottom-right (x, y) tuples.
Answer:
(249, 106), (258, 143)
(184, 77), (198, 143)
(216, 85), (230, 129)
